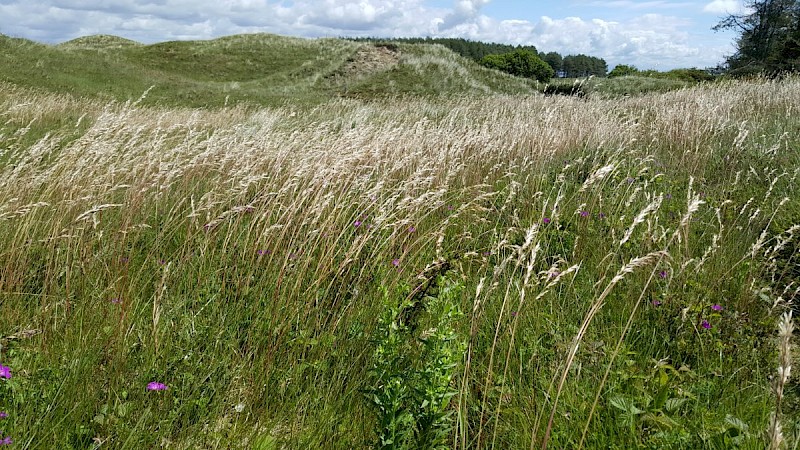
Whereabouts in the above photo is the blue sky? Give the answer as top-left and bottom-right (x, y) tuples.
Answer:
(0, 1), (748, 69)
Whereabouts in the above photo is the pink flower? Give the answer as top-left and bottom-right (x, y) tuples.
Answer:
(543, 218), (551, 224)
(0, 436), (11, 445)
(0, 411), (7, 419)
(701, 320), (712, 329)
(408, 226), (416, 233)
(711, 304), (723, 311)
(651, 300), (662, 307)
(147, 382), (168, 391)
(354, 220), (362, 227)
(0, 365), (11, 379)
(392, 259), (400, 267)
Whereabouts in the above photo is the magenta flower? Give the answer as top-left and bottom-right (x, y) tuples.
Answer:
(0, 436), (11, 445)
(711, 304), (723, 311)
(0, 411), (7, 419)
(0, 365), (11, 379)
(652, 300), (662, 307)
(543, 217), (551, 224)
(391, 259), (400, 267)
(701, 320), (712, 329)
(408, 226), (416, 233)
(658, 270), (668, 279)
(579, 210), (589, 217)
(354, 220), (362, 227)
(147, 382), (168, 391)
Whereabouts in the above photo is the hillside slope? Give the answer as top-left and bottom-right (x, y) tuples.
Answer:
(0, 33), (540, 107)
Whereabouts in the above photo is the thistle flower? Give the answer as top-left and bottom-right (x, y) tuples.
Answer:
(354, 220), (362, 227)
(711, 304), (723, 311)
(658, 270), (668, 279)
(580, 210), (589, 217)
(0, 365), (10, 379)
(0, 412), (7, 419)
(701, 320), (712, 329)
(147, 382), (168, 391)
(652, 300), (662, 307)
(543, 217), (551, 224)
(0, 436), (11, 445)
(408, 226), (416, 233)
(391, 259), (400, 267)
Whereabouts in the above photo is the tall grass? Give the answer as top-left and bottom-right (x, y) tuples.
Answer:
(0, 77), (797, 448)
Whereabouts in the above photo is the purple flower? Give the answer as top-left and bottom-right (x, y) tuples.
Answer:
(158, 259), (166, 265)
(701, 320), (712, 330)
(626, 177), (635, 184)
(511, 311), (518, 317)
(579, 210), (589, 218)
(658, 270), (668, 279)
(543, 217), (551, 224)
(0, 436), (11, 446)
(408, 226), (416, 233)
(354, 220), (362, 228)
(447, 205), (454, 211)
(0, 365), (11, 379)
(120, 257), (129, 264)
(711, 304), (723, 311)
(391, 259), (400, 267)
(0, 411), (7, 419)
(256, 249), (270, 256)
(147, 382), (168, 391)
(548, 271), (560, 278)
(597, 213), (606, 219)
(652, 300), (662, 307)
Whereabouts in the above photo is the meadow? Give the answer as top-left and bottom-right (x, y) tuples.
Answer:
(0, 34), (798, 449)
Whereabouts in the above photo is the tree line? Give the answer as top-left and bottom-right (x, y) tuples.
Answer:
(348, 37), (608, 78)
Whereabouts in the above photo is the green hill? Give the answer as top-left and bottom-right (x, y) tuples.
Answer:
(0, 33), (540, 107)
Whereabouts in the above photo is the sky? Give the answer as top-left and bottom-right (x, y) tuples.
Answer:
(0, 0), (750, 70)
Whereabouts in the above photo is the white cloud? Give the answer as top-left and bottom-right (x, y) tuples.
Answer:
(703, 0), (745, 14)
(0, 0), (731, 69)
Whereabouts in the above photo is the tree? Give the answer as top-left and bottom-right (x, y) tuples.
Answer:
(714, 0), (800, 75)
(540, 51), (563, 74)
(479, 49), (554, 82)
(608, 64), (639, 77)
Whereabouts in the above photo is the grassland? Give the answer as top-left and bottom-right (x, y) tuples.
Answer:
(0, 33), (798, 449)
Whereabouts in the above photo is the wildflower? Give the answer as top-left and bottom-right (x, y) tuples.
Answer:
(580, 210), (589, 218)
(511, 311), (518, 317)
(597, 213), (606, 219)
(354, 220), (362, 227)
(0, 412), (7, 419)
(120, 257), (129, 264)
(391, 259), (400, 267)
(543, 217), (551, 224)
(234, 403), (245, 413)
(652, 300), (662, 307)
(0, 365), (10, 379)
(658, 270), (668, 279)
(548, 271), (560, 278)
(701, 320), (712, 329)
(0, 436), (11, 445)
(256, 249), (269, 256)
(146, 382), (168, 391)
(711, 304), (723, 311)
(111, 298), (122, 305)
(408, 226), (416, 233)
(665, 194), (673, 200)
(626, 177), (635, 184)
(158, 259), (166, 265)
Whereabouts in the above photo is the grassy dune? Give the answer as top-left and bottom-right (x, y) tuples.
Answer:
(0, 34), (798, 449)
